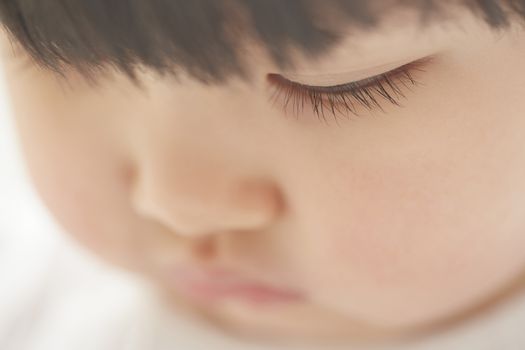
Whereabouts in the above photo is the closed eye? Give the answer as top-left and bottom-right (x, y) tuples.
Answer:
(267, 56), (434, 125)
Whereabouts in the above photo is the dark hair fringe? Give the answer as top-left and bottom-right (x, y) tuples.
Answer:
(0, 0), (523, 85)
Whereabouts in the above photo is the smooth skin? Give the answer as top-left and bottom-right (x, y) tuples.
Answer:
(2, 6), (525, 346)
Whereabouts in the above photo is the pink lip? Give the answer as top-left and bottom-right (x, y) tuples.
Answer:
(167, 266), (304, 305)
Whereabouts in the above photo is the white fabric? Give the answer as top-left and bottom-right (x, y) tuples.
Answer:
(1, 70), (525, 350)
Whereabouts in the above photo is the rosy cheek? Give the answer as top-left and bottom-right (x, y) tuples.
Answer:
(301, 157), (475, 293)
(297, 149), (525, 327)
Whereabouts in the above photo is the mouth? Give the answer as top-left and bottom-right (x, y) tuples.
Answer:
(165, 265), (305, 306)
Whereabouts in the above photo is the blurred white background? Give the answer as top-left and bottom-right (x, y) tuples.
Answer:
(0, 53), (65, 312)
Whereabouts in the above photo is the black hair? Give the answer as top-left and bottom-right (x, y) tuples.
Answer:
(0, 0), (524, 84)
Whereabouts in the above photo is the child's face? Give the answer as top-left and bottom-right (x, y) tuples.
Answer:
(3, 8), (525, 343)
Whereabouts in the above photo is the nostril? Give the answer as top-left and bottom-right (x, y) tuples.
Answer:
(121, 161), (138, 191)
(190, 236), (217, 261)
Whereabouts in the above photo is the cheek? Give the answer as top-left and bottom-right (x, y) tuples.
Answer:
(307, 164), (525, 327)
(12, 110), (142, 268)
(292, 119), (525, 326)
(26, 139), (122, 252)
(5, 67), (151, 269)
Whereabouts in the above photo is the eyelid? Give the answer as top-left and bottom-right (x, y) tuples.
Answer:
(269, 56), (434, 91)
(275, 55), (435, 87)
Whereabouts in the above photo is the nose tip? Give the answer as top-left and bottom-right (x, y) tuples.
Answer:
(131, 173), (283, 238)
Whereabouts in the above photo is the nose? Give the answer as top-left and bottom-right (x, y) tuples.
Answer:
(130, 153), (283, 238)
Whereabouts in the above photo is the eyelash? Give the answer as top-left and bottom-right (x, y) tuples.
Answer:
(267, 57), (432, 124)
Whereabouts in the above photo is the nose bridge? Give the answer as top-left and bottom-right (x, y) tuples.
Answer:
(130, 131), (283, 238)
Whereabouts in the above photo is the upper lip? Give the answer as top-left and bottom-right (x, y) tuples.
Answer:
(168, 264), (304, 300)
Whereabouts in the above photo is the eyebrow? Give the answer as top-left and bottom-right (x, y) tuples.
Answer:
(0, 0), (523, 85)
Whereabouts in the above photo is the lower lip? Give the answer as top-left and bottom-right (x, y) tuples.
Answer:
(168, 275), (304, 305)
